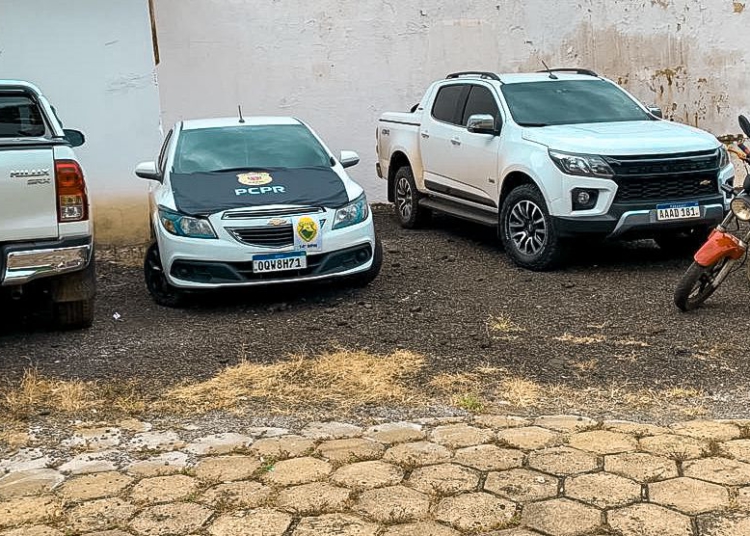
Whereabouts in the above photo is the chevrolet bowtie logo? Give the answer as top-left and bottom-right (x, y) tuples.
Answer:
(267, 218), (288, 226)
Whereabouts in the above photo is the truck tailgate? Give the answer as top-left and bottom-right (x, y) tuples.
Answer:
(0, 146), (58, 241)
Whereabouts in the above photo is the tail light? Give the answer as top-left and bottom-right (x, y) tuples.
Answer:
(55, 160), (88, 222)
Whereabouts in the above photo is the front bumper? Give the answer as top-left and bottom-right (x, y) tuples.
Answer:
(1, 236), (93, 286)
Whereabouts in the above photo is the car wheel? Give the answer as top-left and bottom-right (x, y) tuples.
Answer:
(144, 243), (186, 307)
(500, 184), (566, 271)
(50, 258), (96, 330)
(349, 239), (383, 288)
(393, 167), (430, 228)
(53, 297), (95, 330)
(655, 226), (711, 257)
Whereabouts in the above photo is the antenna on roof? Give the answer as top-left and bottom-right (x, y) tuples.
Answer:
(238, 105), (245, 124)
(540, 60), (558, 80)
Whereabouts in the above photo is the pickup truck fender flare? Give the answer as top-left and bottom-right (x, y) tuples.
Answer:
(387, 149), (424, 201)
(498, 165), (555, 209)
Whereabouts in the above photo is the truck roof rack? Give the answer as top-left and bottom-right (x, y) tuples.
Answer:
(536, 68), (599, 77)
(446, 71), (502, 82)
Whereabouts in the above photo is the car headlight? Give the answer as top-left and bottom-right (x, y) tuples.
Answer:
(158, 206), (217, 238)
(333, 194), (370, 230)
(731, 196), (750, 221)
(719, 145), (731, 168)
(549, 150), (614, 178)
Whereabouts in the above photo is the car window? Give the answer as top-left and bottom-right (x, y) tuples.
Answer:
(501, 80), (651, 126)
(462, 86), (501, 129)
(172, 124), (331, 174)
(0, 93), (47, 138)
(431, 85), (469, 125)
(158, 129), (173, 174)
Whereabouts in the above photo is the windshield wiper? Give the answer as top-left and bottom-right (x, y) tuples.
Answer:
(516, 122), (550, 127)
(207, 167), (264, 173)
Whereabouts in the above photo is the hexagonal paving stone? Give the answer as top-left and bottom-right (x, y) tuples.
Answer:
(276, 482), (352, 514)
(58, 471), (133, 503)
(365, 422), (425, 444)
(474, 415), (531, 430)
(454, 444), (524, 472)
(603, 420), (671, 437)
(129, 474), (198, 504)
(58, 452), (119, 475)
(194, 455), (261, 482)
(697, 512), (750, 536)
(435, 492), (517, 533)
(527, 447), (598, 476)
(607, 503), (692, 536)
(739, 486), (750, 510)
(534, 415), (598, 433)
(383, 441), (452, 467)
(78, 531), (131, 536)
(208, 508), (292, 536)
(125, 452), (189, 478)
(0, 469), (64, 500)
(263, 457), (332, 486)
(497, 427), (560, 450)
(199, 481), (272, 509)
(316, 438), (385, 463)
(565, 472), (640, 508)
(301, 422), (363, 440)
(408, 463), (480, 495)
(522, 498), (601, 536)
(63, 427), (122, 452)
(430, 424), (495, 448)
(648, 477), (729, 515)
(130, 503), (213, 536)
(669, 420), (740, 442)
(330, 460), (404, 490)
(488, 530), (544, 536)
(381, 521), (460, 535)
(185, 433), (253, 455)
(604, 452), (679, 483)
(355, 485), (430, 523)
(683, 457), (750, 486)
(639, 434), (707, 460)
(0, 496), (61, 529)
(567, 430), (637, 455)
(293, 513), (378, 536)
(484, 468), (558, 502)
(0, 527), (63, 536)
(128, 431), (184, 452)
(722, 439), (750, 463)
(65, 497), (136, 533)
(250, 435), (315, 459)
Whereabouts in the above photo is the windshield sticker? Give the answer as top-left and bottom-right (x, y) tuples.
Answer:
(294, 216), (323, 251)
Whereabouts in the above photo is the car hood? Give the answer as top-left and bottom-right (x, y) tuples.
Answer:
(521, 120), (721, 155)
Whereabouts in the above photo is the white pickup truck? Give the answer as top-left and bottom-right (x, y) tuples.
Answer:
(0, 80), (94, 329)
(376, 69), (736, 270)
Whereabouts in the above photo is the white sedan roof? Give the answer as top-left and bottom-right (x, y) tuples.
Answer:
(181, 116), (301, 130)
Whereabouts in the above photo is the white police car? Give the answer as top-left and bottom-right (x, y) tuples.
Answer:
(135, 116), (381, 306)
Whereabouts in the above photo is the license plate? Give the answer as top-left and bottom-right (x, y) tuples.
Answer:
(656, 202), (701, 221)
(252, 252), (306, 273)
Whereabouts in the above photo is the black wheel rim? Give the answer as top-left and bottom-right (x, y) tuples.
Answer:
(395, 177), (413, 221)
(508, 199), (547, 256)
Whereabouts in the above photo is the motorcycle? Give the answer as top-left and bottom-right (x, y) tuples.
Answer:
(674, 115), (750, 312)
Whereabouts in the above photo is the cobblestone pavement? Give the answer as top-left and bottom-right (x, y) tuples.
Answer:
(2, 414), (750, 535)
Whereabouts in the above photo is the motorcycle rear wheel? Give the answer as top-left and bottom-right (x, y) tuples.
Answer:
(674, 259), (728, 312)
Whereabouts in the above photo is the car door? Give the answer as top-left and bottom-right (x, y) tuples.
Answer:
(453, 84), (503, 208)
(420, 84), (470, 194)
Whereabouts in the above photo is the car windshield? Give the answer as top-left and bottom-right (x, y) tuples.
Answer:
(501, 80), (652, 127)
(172, 124), (331, 174)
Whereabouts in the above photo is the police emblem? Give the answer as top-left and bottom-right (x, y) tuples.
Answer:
(237, 172), (273, 186)
(296, 216), (318, 243)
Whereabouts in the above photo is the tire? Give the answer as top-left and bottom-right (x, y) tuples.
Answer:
(53, 297), (94, 330)
(674, 259), (727, 312)
(393, 166), (430, 228)
(499, 184), (565, 271)
(655, 227), (711, 257)
(144, 243), (186, 307)
(51, 258), (96, 330)
(349, 239), (383, 288)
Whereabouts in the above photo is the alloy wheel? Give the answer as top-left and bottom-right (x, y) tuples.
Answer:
(395, 177), (413, 221)
(508, 199), (547, 256)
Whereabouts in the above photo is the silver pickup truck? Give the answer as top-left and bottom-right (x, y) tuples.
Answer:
(0, 80), (95, 329)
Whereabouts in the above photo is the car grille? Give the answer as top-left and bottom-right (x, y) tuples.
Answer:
(223, 207), (323, 219)
(229, 225), (294, 248)
(605, 150), (720, 203)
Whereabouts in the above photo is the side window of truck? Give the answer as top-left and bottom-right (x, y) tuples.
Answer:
(431, 85), (469, 125)
(462, 86), (501, 130)
(158, 129), (174, 174)
(0, 93), (46, 138)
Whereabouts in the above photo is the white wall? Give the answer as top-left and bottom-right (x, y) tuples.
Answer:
(155, 0), (750, 202)
(0, 0), (163, 244)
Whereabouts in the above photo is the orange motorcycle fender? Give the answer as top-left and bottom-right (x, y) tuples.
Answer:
(694, 231), (746, 267)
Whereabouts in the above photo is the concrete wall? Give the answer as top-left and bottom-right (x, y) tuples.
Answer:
(0, 0), (163, 245)
(154, 0), (750, 203)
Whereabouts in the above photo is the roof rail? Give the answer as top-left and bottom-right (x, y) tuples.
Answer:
(446, 71), (502, 82)
(536, 68), (599, 77)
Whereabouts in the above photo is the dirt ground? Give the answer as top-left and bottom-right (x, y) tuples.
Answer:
(1, 206), (749, 423)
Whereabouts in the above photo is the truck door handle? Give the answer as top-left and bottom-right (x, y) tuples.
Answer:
(420, 131), (430, 139)
(451, 137), (461, 146)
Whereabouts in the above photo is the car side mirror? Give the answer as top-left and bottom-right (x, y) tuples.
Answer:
(467, 114), (497, 135)
(340, 150), (360, 169)
(63, 129), (85, 147)
(135, 161), (162, 182)
(647, 105), (663, 119)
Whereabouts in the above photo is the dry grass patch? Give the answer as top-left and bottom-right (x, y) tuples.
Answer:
(487, 314), (526, 334)
(554, 333), (606, 345)
(161, 349), (425, 413)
